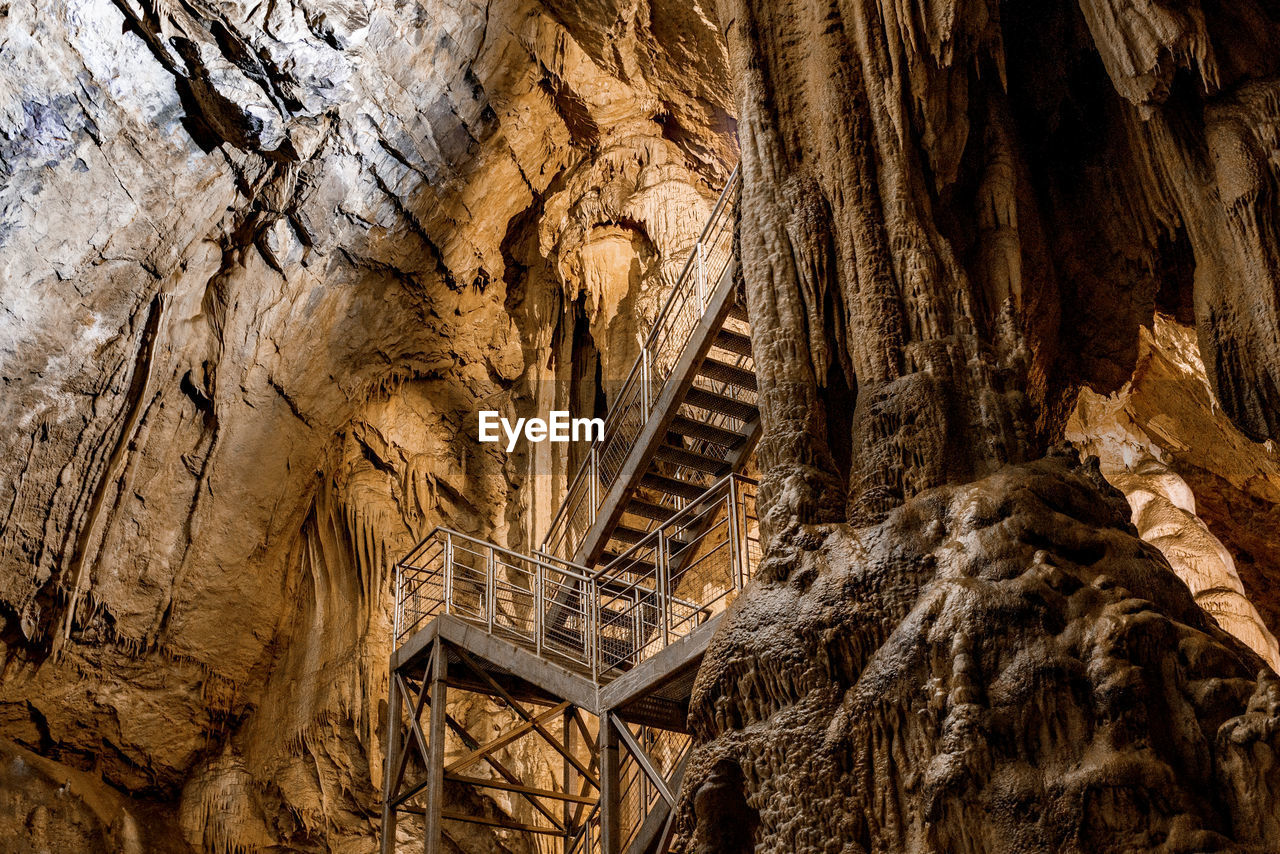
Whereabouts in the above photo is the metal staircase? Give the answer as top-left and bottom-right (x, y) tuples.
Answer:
(541, 171), (759, 569)
(381, 171), (761, 854)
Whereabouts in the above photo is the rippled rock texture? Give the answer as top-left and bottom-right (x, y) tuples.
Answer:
(686, 452), (1280, 853)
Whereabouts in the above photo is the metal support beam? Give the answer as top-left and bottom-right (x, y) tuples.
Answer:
(453, 647), (600, 788)
(424, 640), (447, 854)
(380, 669), (401, 854)
(599, 713), (621, 854)
(440, 810), (566, 836)
(392, 671), (431, 798)
(563, 706), (574, 852)
(612, 718), (675, 805)
(445, 700), (572, 776)
(443, 773), (595, 805)
(443, 711), (568, 830)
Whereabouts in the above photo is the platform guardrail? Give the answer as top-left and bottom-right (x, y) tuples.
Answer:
(395, 475), (758, 683)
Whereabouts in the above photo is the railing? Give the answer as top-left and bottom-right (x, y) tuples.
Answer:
(395, 475), (759, 684)
(594, 475), (757, 679)
(541, 170), (742, 562)
(618, 726), (690, 853)
(558, 727), (689, 854)
(565, 805), (601, 854)
(394, 531), (598, 672)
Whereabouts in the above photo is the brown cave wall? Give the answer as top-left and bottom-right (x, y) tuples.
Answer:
(682, 0), (1280, 850)
(711, 0), (1280, 543)
(0, 0), (735, 849)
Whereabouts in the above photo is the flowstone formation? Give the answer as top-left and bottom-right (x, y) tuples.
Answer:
(685, 451), (1280, 853)
(686, 0), (1280, 847)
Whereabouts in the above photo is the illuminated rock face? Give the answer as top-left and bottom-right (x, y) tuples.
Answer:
(1116, 459), (1280, 670)
(1068, 317), (1280, 670)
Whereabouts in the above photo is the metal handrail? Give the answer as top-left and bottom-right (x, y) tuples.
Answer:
(593, 474), (754, 580)
(405, 525), (595, 580)
(395, 476), (758, 681)
(540, 168), (742, 561)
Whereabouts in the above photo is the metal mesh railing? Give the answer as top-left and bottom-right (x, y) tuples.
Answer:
(395, 532), (598, 672)
(541, 170), (743, 563)
(593, 476), (756, 680)
(618, 725), (691, 853)
(395, 476), (759, 683)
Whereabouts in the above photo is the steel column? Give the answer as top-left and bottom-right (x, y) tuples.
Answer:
(727, 478), (742, 592)
(380, 668), (402, 854)
(485, 549), (495, 631)
(393, 564), (403, 643)
(657, 532), (670, 647)
(534, 563), (544, 655)
(563, 706), (574, 853)
(424, 640), (447, 854)
(599, 712), (621, 854)
(442, 536), (454, 615)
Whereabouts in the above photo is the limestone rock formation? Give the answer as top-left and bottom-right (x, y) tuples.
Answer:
(686, 452), (1280, 853)
(0, 0), (733, 848)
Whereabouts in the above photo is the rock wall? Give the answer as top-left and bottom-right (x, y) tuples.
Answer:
(688, 0), (1280, 849)
(713, 0), (1280, 538)
(0, 0), (734, 848)
(1068, 315), (1280, 670)
(685, 452), (1280, 853)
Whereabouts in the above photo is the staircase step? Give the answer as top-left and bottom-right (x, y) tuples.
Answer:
(713, 328), (753, 357)
(698, 357), (757, 391)
(641, 471), (711, 501)
(611, 524), (655, 545)
(654, 443), (730, 476)
(626, 497), (679, 523)
(684, 387), (759, 422)
(599, 550), (656, 574)
(611, 524), (693, 550)
(667, 416), (746, 449)
(726, 301), (749, 323)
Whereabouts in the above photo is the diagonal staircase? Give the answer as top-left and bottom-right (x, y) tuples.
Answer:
(541, 170), (760, 570)
(381, 170), (760, 854)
